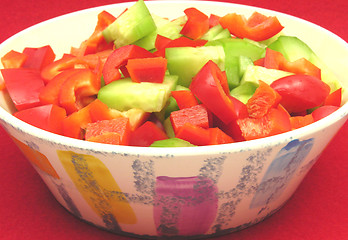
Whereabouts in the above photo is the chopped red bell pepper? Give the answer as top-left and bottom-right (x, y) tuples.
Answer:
(61, 99), (115, 139)
(170, 104), (211, 134)
(237, 106), (291, 140)
(190, 60), (237, 124)
(311, 105), (340, 121)
(246, 80), (282, 119)
(253, 57), (265, 66)
(155, 35), (172, 51)
(88, 98), (115, 122)
(13, 104), (66, 135)
(263, 48), (321, 79)
(70, 11), (116, 56)
(129, 121), (168, 147)
(102, 44), (156, 84)
(175, 123), (211, 146)
(41, 50), (110, 83)
(324, 88), (342, 107)
(85, 117), (131, 145)
(126, 57), (167, 83)
(153, 36), (208, 57)
(212, 97), (248, 142)
(171, 90), (199, 109)
(229, 96), (249, 119)
(215, 118), (245, 142)
(1, 50), (28, 69)
(208, 127), (234, 145)
(290, 114), (314, 129)
(1, 68), (45, 111)
(39, 69), (81, 105)
(219, 11), (284, 41)
(58, 69), (100, 114)
(41, 54), (79, 82)
(180, 7), (209, 40)
(22, 45), (56, 70)
(61, 99), (100, 139)
(209, 14), (221, 28)
(86, 132), (122, 145)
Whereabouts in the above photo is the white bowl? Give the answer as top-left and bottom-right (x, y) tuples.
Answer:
(0, 1), (348, 238)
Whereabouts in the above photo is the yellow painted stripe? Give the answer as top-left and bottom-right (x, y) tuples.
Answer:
(57, 150), (137, 226)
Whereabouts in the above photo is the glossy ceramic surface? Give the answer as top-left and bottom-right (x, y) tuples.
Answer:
(0, 1), (348, 238)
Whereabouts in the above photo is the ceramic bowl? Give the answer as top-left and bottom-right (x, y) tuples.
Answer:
(0, 1), (348, 239)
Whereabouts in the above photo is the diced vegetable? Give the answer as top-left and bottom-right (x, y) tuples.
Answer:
(130, 121), (168, 147)
(150, 138), (196, 147)
(102, 0), (156, 47)
(219, 11), (284, 41)
(170, 104), (211, 134)
(189, 60), (237, 124)
(14, 104), (66, 135)
(85, 117), (131, 145)
(1, 68), (45, 111)
(180, 8), (209, 40)
(126, 57), (167, 83)
(166, 46), (225, 87)
(98, 75), (177, 112)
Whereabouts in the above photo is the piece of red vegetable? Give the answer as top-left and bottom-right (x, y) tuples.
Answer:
(102, 44), (156, 85)
(85, 117), (131, 145)
(246, 80), (282, 119)
(58, 69), (100, 114)
(170, 104), (211, 134)
(13, 104), (66, 135)
(190, 60), (237, 124)
(324, 88), (342, 107)
(22, 45), (56, 70)
(129, 121), (168, 147)
(180, 7), (209, 40)
(126, 57), (167, 83)
(171, 90), (199, 109)
(219, 11), (284, 41)
(175, 123), (211, 146)
(311, 105), (340, 121)
(270, 74), (330, 113)
(1, 68), (45, 111)
(1, 50), (28, 69)
(237, 106), (291, 140)
(263, 48), (321, 79)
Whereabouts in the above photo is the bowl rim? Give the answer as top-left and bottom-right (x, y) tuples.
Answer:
(0, 0), (348, 157)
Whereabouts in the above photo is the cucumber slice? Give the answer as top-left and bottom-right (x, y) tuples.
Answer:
(134, 14), (183, 51)
(150, 138), (196, 147)
(102, 0), (156, 48)
(98, 75), (177, 112)
(201, 24), (231, 41)
(206, 38), (265, 89)
(163, 118), (175, 138)
(230, 82), (258, 104)
(166, 46), (225, 87)
(241, 65), (293, 85)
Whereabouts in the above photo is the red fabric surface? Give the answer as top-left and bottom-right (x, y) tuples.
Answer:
(0, 0), (348, 239)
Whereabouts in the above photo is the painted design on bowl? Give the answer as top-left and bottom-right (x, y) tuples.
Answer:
(57, 150), (137, 231)
(11, 136), (60, 179)
(249, 138), (314, 210)
(154, 176), (218, 236)
(52, 180), (82, 218)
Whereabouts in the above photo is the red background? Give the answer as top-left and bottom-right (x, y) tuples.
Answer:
(0, 0), (348, 239)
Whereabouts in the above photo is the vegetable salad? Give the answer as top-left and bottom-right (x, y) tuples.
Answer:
(0, 0), (343, 147)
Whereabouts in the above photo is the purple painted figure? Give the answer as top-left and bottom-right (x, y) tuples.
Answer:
(154, 176), (218, 236)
